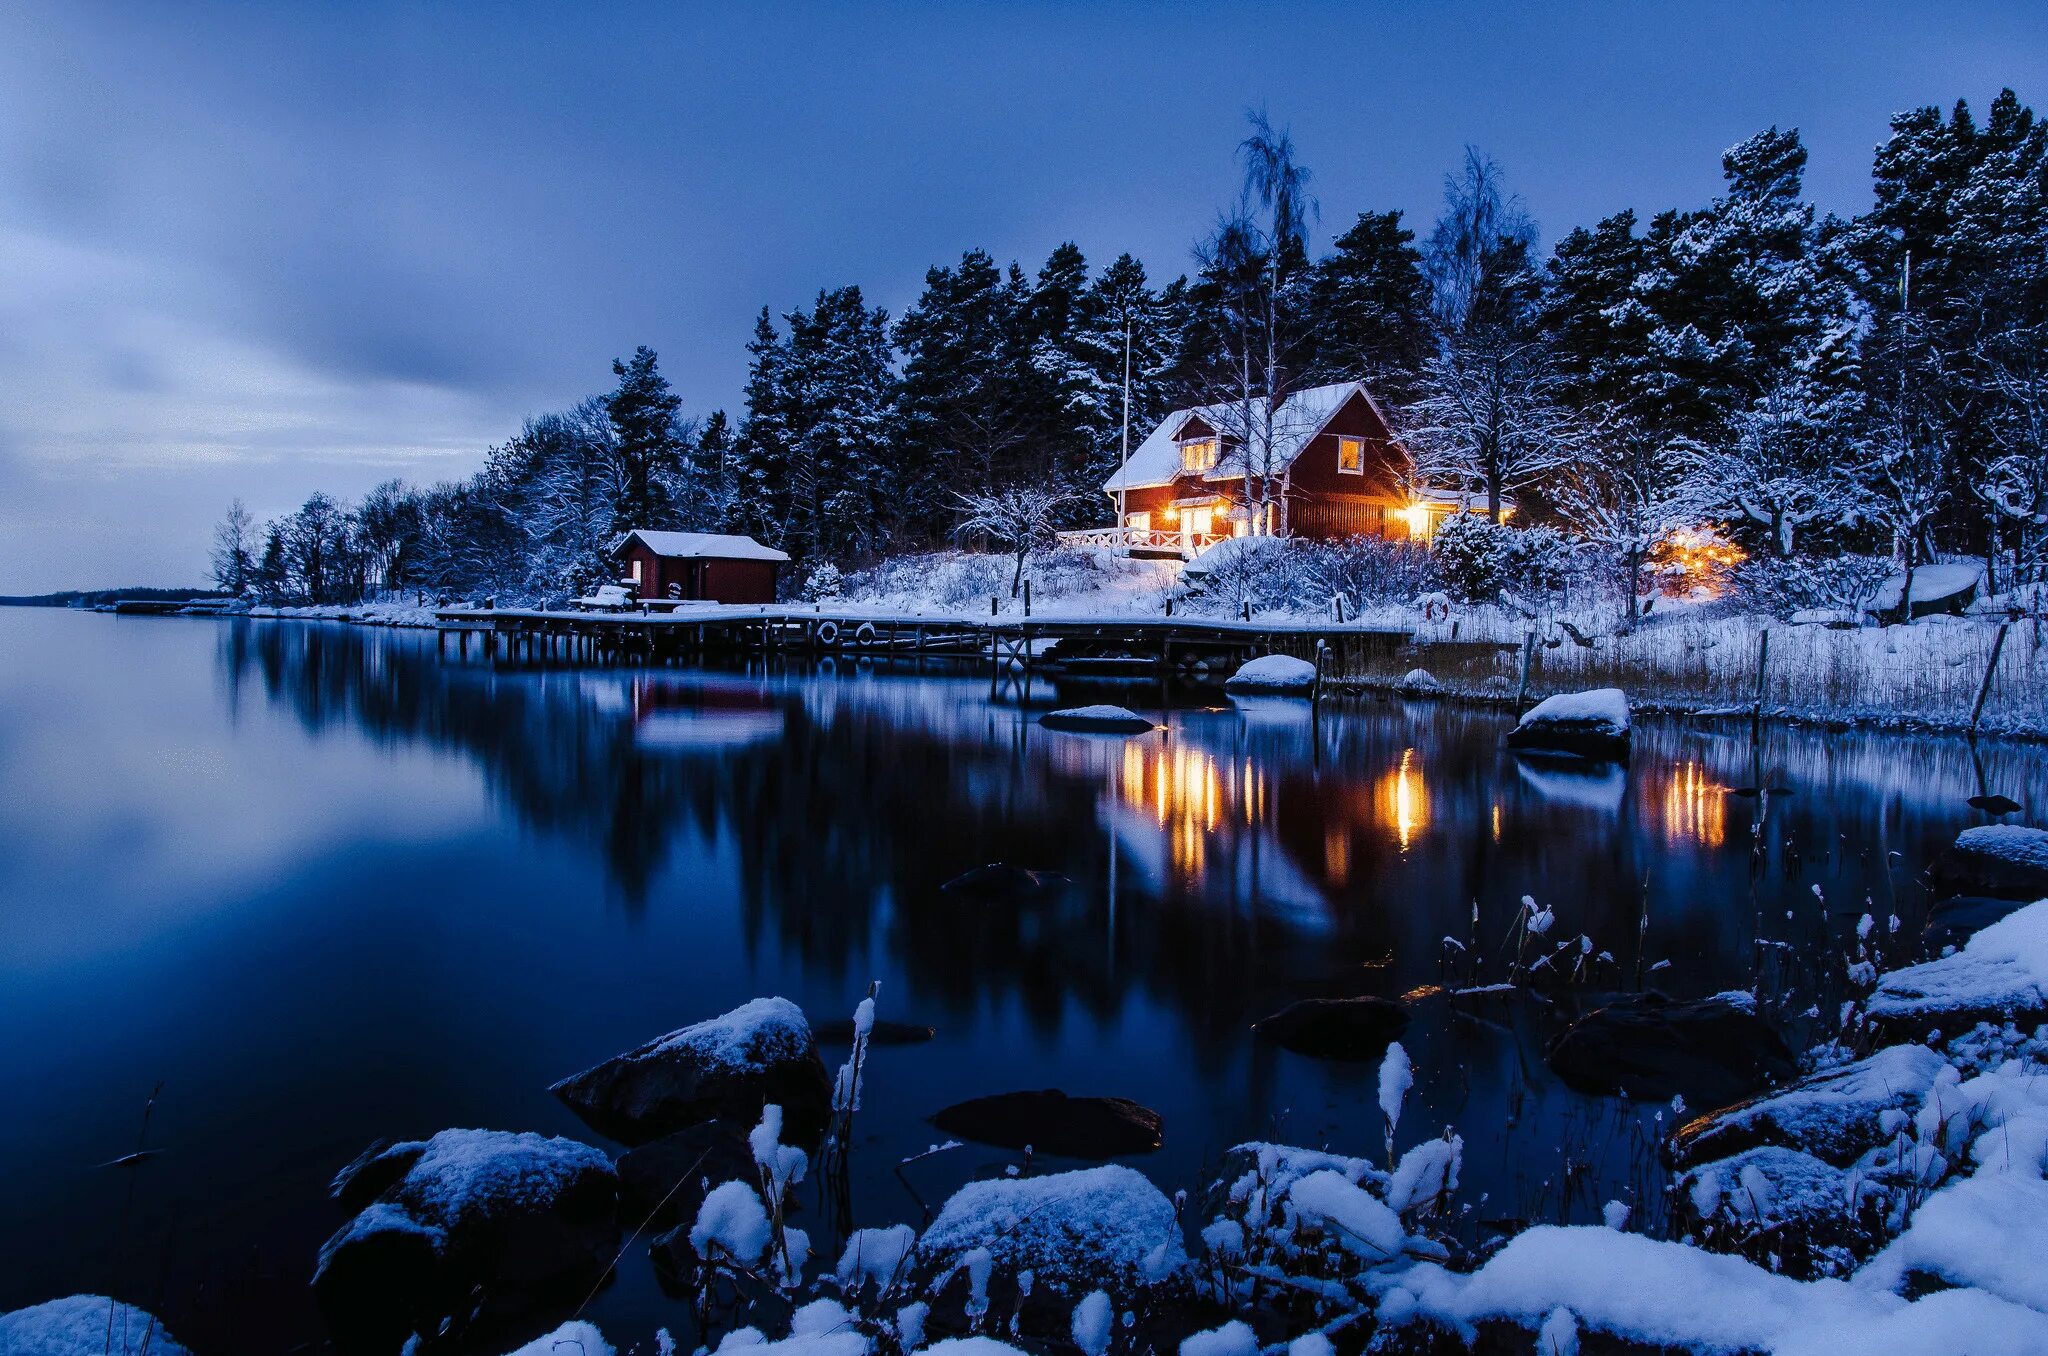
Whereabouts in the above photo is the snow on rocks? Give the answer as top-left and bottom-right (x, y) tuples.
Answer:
(1249, 995), (1410, 1061)
(551, 997), (832, 1145)
(313, 1129), (619, 1350)
(1931, 825), (2048, 901)
(1870, 561), (1983, 620)
(1223, 654), (1318, 695)
(1869, 899), (2048, 1038)
(1366, 1222), (2048, 1355)
(929, 1089), (1163, 1158)
(1673, 1146), (1884, 1279)
(501, 1320), (614, 1356)
(915, 1165), (1186, 1293)
(1039, 705), (1156, 733)
(1545, 994), (1798, 1106)
(1399, 667), (1442, 692)
(1670, 1041), (1946, 1168)
(0, 1296), (193, 1356)
(1504, 688), (1631, 761)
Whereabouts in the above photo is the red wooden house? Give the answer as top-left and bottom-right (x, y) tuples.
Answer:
(1067, 380), (1479, 558)
(610, 530), (789, 604)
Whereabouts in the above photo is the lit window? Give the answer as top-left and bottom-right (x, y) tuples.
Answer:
(630, 558), (643, 582)
(1336, 435), (1366, 475)
(1126, 511), (1151, 533)
(1179, 437), (1220, 474)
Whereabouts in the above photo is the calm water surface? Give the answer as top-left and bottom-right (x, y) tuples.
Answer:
(3, 608), (2043, 1353)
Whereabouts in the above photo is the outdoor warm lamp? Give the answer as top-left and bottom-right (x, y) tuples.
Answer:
(1401, 502), (1432, 535)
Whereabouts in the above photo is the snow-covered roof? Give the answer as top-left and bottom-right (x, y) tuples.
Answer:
(614, 530), (790, 563)
(1102, 381), (1374, 494)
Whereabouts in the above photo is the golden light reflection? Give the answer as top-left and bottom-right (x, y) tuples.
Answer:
(1117, 739), (1257, 881)
(1659, 759), (1728, 847)
(1373, 747), (1431, 851)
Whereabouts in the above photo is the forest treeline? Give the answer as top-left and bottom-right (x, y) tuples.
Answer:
(214, 92), (2047, 610)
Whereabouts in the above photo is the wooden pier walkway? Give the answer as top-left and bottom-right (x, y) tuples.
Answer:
(431, 605), (1413, 679)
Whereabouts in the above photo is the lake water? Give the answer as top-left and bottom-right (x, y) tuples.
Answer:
(3, 608), (2043, 1353)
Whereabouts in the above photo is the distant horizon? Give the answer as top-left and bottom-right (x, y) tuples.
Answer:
(4, 1), (2045, 591)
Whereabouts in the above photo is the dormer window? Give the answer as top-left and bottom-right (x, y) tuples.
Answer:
(1179, 436), (1220, 474)
(1336, 435), (1366, 475)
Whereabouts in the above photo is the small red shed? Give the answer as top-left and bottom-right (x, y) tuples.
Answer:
(610, 530), (790, 605)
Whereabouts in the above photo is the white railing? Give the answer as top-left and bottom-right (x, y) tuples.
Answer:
(1056, 526), (1228, 555)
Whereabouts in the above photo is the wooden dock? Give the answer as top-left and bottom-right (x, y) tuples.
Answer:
(431, 605), (1412, 680)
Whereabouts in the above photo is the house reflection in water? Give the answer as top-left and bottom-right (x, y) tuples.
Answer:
(1657, 759), (1728, 848)
(1116, 740), (1259, 879)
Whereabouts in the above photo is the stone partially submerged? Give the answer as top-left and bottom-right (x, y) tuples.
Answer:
(1505, 688), (1630, 761)
(1251, 996), (1411, 1061)
(1224, 654), (1318, 695)
(1869, 898), (2048, 1038)
(551, 997), (832, 1145)
(931, 1089), (1163, 1157)
(916, 1165), (1186, 1292)
(0, 1297), (193, 1356)
(1670, 1042), (1946, 1169)
(1545, 994), (1797, 1106)
(314, 1129), (619, 1351)
(1039, 705), (1155, 733)
(1931, 826), (2048, 901)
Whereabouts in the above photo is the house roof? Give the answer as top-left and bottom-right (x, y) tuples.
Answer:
(1102, 380), (1379, 494)
(612, 530), (791, 563)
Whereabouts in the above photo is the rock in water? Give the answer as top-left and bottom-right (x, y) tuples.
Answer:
(1966, 793), (2023, 816)
(939, 863), (1067, 902)
(1224, 654), (1318, 695)
(314, 1129), (619, 1352)
(1869, 899), (2048, 1039)
(614, 1120), (756, 1229)
(931, 1089), (1163, 1157)
(1251, 997), (1411, 1061)
(551, 996), (832, 1145)
(0, 1297), (193, 1356)
(1930, 825), (2048, 901)
(1040, 705), (1156, 733)
(1923, 896), (2034, 954)
(1545, 995), (1797, 1106)
(1669, 1042), (1945, 1169)
(1505, 688), (1631, 761)
(915, 1165), (1186, 1291)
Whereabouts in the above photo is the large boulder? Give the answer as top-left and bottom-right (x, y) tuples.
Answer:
(1224, 654), (1318, 695)
(1669, 1042), (1946, 1169)
(1251, 996), (1410, 1061)
(931, 1089), (1162, 1157)
(1930, 826), (2048, 901)
(1545, 995), (1797, 1106)
(1869, 899), (2048, 1040)
(551, 997), (832, 1146)
(0, 1297), (193, 1356)
(915, 1165), (1186, 1293)
(313, 1129), (619, 1353)
(1505, 688), (1631, 761)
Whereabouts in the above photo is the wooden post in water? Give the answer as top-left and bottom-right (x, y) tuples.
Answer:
(1752, 628), (1771, 731)
(1514, 630), (1537, 714)
(1970, 622), (2012, 733)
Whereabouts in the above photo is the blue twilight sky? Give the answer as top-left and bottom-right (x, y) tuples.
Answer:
(2, 2), (2044, 591)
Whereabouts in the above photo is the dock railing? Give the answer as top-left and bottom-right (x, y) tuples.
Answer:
(1055, 526), (1226, 556)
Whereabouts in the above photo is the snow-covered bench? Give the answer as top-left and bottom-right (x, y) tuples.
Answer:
(573, 584), (634, 612)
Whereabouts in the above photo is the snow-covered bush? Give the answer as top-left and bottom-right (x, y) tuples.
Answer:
(1431, 516), (1570, 604)
(802, 562), (846, 602)
(1733, 552), (1893, 619)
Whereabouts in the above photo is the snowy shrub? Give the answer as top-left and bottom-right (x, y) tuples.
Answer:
(1431, 516), (1570, 604)
(1733, 552), (1893, 619)
(1290, 536), (1441, 609)
(802, 562), (845, 602)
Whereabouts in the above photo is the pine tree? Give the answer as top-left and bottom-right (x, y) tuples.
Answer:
(1307, 209), (1432, 400)
(606, 346), (686, 528)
